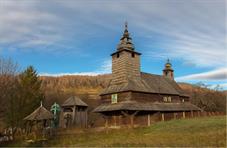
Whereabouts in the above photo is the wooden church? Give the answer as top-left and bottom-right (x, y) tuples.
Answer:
(94, 23), (201, 127)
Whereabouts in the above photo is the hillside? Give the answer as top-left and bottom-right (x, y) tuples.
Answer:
(6, 116), (226, 147)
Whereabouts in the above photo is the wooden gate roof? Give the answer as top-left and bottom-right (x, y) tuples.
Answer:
(62, 96), (88, 107)
(24, 105), (54, 121)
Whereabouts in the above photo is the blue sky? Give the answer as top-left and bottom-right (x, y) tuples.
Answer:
(0, 0), (226, 89)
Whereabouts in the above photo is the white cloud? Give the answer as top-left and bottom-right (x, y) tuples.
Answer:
(176, 68), (227, 81)
(209, 83), (227, 90)
(98, 59), (112, 73)
(218, 83), (227, 88)
(0, 0), (69, 52)
(39, 58), (111, 77)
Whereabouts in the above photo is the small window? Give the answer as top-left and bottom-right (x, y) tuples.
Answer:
(111, 94), (118, 104)
(163, 96), (171, 102)
(168, 97), (172, 102)
(117, 53), (120, 58)
(132, 53), (135, 58)
(163, 97), (167, 102)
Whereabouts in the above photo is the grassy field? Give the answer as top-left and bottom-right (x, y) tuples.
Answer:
(4, 116), (226, 147)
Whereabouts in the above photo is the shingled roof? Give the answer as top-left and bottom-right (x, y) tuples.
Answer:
(100, 72), (188, 96)
(24, 105), (54, 121)
(62, 96), (88, 107)
(93, 101), (201, 113)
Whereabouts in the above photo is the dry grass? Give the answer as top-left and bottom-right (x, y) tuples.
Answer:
(4, 116), (226, 147)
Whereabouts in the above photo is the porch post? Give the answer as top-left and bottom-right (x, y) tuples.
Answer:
(72, 106), (76, 124)
(191, 111), (194, 118)
(198, 111), (200, 117)
(183, 111), (185, 118)
(130, 111), (139, 128)
(173, 113), (177, 120)
(130, 115), (134, 128)
(161, 113), (165, 121)
(147, 114), (151, 126)
(114, 116), (117, 127)
(119, 115), (122, 127)
(105, 117), (108, 128)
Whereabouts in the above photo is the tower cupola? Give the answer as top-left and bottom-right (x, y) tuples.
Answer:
(117, 22), (135, 51)
(163, 59), (174, 80)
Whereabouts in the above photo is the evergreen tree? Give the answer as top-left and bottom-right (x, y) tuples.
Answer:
(6, 66), (44, 127)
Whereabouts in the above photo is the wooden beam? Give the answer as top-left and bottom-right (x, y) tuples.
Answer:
(121, 111), (129, 117)
(132, 111), (139, 116)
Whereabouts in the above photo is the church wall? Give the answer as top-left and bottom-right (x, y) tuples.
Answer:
(100, 91), (188, 103)
(131, 92), (182, 103)
(131, 92), (161, 102)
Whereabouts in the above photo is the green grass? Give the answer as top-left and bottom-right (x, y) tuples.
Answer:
(4, 116), (226, 147)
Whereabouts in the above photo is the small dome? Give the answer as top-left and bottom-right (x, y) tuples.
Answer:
(163, 59), (173, 71)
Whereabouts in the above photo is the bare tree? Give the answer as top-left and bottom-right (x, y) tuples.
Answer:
(0, 57), (19, 129)
(0, 58), (18, 112)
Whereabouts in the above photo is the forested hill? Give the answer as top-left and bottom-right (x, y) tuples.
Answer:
(39, 74), (226, 113)
(40, 74), (111, 99)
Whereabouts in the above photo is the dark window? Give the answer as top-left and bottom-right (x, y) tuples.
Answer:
(117, 53), (120, 58)
(63, 108), (73, 112)
(132, 53), (135, 58)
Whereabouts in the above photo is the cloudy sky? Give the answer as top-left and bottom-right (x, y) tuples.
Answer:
(0, 0), (226, 89)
